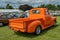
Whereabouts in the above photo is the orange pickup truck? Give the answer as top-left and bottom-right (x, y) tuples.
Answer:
(9, 8), (56, 35)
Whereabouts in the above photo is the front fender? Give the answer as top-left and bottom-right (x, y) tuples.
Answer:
(27, 20), (42, 33)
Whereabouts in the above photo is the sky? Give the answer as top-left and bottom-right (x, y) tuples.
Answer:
(0, 0), (60, 8)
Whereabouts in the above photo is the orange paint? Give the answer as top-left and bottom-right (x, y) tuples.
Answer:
(9, 8), (56, 33)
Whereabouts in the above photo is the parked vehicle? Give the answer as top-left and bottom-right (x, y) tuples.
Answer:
(0, 9), (23, 26)
(9, 8), (56, 35)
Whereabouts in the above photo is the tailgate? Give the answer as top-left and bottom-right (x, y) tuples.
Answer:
(9, 21), (24, 28)
(9, 18), (28, 29)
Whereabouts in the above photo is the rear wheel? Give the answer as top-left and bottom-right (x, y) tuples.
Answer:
(35, 26), (41, 35)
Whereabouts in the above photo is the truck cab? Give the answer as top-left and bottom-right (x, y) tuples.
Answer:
(9, 8), (56, 35)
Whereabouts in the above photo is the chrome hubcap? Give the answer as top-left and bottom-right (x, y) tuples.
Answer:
(36, 26), (41, 35)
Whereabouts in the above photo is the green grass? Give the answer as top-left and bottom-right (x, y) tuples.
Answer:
(0, 16), (60, 40)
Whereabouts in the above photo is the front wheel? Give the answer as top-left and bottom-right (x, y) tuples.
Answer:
(35, 26), (41, 35)
(53, 21), (56, 26)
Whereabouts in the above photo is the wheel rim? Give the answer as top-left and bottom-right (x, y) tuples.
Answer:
(36, 26), (41, 35)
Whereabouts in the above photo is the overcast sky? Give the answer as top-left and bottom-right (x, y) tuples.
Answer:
(0, 0), (60, 8)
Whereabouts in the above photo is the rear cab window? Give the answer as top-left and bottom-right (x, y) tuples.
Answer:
(32, 10), (40, 14)
(46, 9), (50, 15)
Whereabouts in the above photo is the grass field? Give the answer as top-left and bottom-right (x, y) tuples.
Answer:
(0, 16), (60, 40)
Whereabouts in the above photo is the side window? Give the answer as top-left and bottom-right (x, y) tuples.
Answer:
(46, 10), (49, 14)
(32, 10), (40, 14)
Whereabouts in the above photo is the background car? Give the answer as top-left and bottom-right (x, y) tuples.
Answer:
(0, 9), (23, 26)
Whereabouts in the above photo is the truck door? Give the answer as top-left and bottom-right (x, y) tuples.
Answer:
(45, 10), (51, 26)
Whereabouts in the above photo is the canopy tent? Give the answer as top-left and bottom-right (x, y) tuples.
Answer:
(0, 9), (22, 12)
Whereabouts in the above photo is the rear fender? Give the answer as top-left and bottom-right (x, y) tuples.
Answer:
(27, 20), (42, 33)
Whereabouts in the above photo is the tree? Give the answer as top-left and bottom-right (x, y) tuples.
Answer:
(45, 4), (52, 10)
(19, 4), (33, 11)
(38, 4), (46, 8)
(38, 4), (60, 10)
(6, 4), (13, 9)
(57, 5), (60, 10)
(45, 4), (57, 10)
